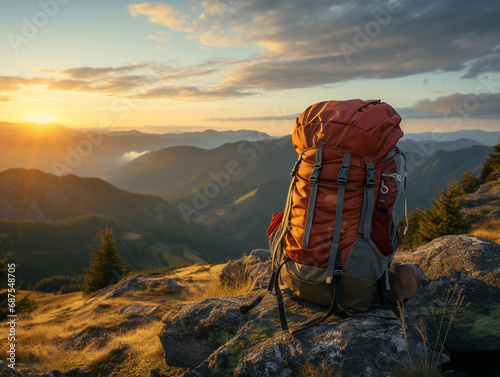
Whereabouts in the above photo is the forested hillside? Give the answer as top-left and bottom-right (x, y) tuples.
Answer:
(0, 169), (244, 285)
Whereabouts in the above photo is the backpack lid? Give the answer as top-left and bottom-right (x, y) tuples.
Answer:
(293, 99), (403, 163)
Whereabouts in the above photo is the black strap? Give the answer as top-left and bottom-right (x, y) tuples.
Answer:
(239, 258), (289, 326)
(303, 147), (323, 248)
(274, 260), (289, 331)
(239, 262), (277, 314)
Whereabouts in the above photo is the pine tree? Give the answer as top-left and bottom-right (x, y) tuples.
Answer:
(461, 170), (479, 194)
(398, 207), (425, 249)
(480, 137), (500, 182)
(0, 259), (37, 319)
(419, 180), (469, 243)
(82, 227), (130, 295)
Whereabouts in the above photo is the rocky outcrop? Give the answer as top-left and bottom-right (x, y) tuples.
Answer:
(462, 180), (500, 219)
(90, 274), (183, 299)
(159, 250), (447, 377)
(159, 235), (500, 376)
(394, 234), (500, 353)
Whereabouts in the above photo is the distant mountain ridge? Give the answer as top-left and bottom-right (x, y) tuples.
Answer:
(109, 137), (492, 249)
(0, 168), (244, 284)
(402, 129), (500, 146)
(0, 122), (277, 178)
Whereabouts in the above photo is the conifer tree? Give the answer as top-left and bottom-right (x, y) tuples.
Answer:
(480, 137), (500, 182)
(82, 227), (130, 295)
(418, 180), (469, 243)
(398, 207), (425, 249)
(461, 170), (479, 194)
(0, 259), (37, 319)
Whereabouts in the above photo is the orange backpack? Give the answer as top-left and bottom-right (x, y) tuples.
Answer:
(241, 99), (408, 332)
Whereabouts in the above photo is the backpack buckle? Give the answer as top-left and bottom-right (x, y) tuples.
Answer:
(337, 166), (349, 185)
(309, 165), (322, 184)
(334, 270), (343, 279)
(290, 158), (301, 177)
(366, 166), (376, 187)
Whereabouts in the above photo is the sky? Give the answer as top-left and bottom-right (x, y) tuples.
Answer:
(1, 0), (500, 135)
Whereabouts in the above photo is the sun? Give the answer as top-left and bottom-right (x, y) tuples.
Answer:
(29, 114), (56, 124)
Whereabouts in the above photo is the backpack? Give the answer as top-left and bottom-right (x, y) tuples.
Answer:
(240, 99), (408, 332)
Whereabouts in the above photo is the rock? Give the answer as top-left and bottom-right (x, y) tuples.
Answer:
(92, 275), (183, 299)
(160, 249), (447, 376)
(62, 367), (89, 377)
(462, 180), (500, 218)
(395, 235), (500, 352)
(45, 371), (62, 377)
(0, 363), (20, 376)
(119, 304), (159, 315)
(220, 249), (272, 292)
(81, 345), (130, 376)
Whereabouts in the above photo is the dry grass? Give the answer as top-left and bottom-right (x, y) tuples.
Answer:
(297, 360), (350, 377)
(471, 218), (500, 243)
(188, 269), (253, 302)
(393, 288), (465, 377)
(0, 262), (251, 376)
(2, 265), (249, 377)
(0, 272), (209, 375)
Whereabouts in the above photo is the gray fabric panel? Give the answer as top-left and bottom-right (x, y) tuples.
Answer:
(342, 238), (387, 280)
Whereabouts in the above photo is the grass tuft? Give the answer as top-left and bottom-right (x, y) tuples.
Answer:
(297, 360), (351, 377)
(393, 288), (465, 377)
(471, 218), (500, 243)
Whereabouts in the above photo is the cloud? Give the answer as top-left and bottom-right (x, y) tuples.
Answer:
(121, 150), (150, 162)
(133, 85), (252, 100)
(411, 92), (500, 116)
(0, 60), (248, 101)
(129, 3), (191, 32)
(147, 32), (170, 43)
(0, 95), (14, 102)
(206, 113), (300, 121)
(41, 64), (148, 79)
(128, 0), (500, 91)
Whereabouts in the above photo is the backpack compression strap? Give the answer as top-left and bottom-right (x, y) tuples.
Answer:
(303, 147), (323, 248)
(358, 162), (376, 239)
(325, 153), (351, 284)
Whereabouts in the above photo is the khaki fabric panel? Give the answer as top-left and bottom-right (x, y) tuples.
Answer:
(280, 268), (332, 307)
(340, 272), (379, 312)
(281, 266), (380, 311)
(284, 260), (327, 284)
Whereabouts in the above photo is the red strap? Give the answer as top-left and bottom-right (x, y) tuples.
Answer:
(266, 211), (284, 235)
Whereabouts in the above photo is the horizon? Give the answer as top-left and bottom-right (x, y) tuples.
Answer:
(1, 1), (499, 135)
(2, 119), (500, 137)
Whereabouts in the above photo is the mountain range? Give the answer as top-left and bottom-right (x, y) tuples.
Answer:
(0, 168), (245, 284)
(402, 129), (500, 146)
(0, 125), (497, 286)
(109, 136), (494, 249)
(0, 122), (276, 178)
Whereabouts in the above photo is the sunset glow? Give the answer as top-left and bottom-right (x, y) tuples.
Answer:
(0, 1), (498, 133)
(29, 114), (56, 124)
